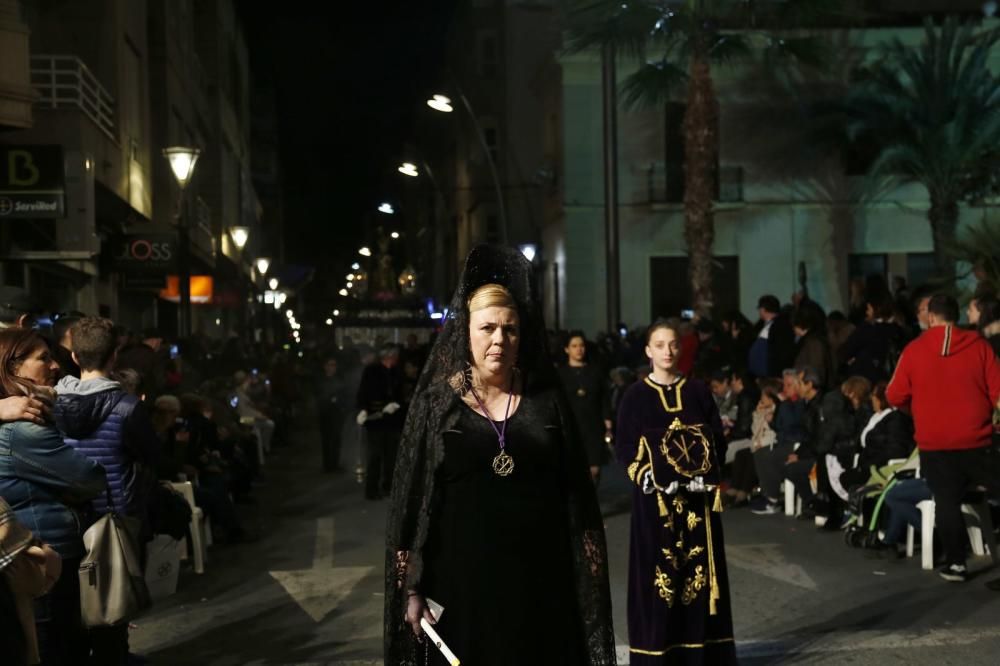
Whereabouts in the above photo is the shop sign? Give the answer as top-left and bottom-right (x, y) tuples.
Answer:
(0, 146), (65, 219)
(114, 232), (177, 273)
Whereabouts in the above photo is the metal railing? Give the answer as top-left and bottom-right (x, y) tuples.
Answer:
(30, 54), (116, 140)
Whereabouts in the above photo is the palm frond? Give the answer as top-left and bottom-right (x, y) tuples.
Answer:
(947, 218), (1000, 292)
(620, 59), (688, 110)
(565, 0), (663, 60)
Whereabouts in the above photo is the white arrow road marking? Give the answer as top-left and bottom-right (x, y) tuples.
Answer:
(725, 543), (818, 590)
(269, 516), (374, 622)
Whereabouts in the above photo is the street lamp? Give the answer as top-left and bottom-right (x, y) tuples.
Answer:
(162, 146), (201, 338)
(390, 231), (400, 239)
(427, 89), (507, 245)
(398, 162), (419, 177)
(229, 226), (249, 250)
(268, 277), (279, 290)
(378, 202), (395, 214)
(358, 246), (372, 257)
(351, 262), (360, 270)
(163, 147), (200, 188)
(255, 257), (271, 276)
(426, 94), (454, 113)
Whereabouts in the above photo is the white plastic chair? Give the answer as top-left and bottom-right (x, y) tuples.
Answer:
(169, 481), (209, 574)
(906, 497), (996, 570)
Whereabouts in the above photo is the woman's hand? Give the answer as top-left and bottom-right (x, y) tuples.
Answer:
(405, 592), (436, 637)
(0, 395), (50, 424)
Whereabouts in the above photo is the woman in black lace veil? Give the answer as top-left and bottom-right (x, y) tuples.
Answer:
(384, 245), (616, 665)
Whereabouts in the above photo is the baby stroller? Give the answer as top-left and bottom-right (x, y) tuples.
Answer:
(843, 452), (919, 548)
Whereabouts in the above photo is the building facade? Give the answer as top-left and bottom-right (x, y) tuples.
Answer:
(0, 0), (267, 338)
(556, 19), (999, 335)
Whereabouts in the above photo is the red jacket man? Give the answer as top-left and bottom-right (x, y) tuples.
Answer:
(887, 294), (1000, 583)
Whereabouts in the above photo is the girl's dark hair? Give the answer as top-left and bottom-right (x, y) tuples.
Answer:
(758, 377), (782, 404)
(871, 380), (889, 408)
(0, 328), (47, 398)
(645, 318), (680, 344)
(974, 295), (1000, 332)
(564, 330), (586, 346)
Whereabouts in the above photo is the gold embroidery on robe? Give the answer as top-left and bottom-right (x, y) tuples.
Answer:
(654, 565), (676, 607)
(682, 565), (707, 605)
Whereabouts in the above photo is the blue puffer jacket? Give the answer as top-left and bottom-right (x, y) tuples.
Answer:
(0, 420), (106, 559)
(54, 376), (156, 520)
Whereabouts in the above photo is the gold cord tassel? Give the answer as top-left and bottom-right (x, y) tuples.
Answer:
(705, 500), (720, 616)
(713, 486), (723, 513)
(657, 492), (669, 517)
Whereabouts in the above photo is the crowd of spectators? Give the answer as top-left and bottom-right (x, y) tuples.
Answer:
(0, 304), (307, 665)
(549, 275), (1000, 589)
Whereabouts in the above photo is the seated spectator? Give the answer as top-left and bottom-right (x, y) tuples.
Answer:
(709, 370), (739, 433)
(820, 376), (873, 497)
(750, 371), (806, 515)
(727, 378), (780, 507)
(0, 328), (106, 664)
(866, 475), (931, 560)
(839, 381), (915, 493)
(777, 367), (829, 520)
(233, 370), (275, 455)
(152, 395), (250, 544)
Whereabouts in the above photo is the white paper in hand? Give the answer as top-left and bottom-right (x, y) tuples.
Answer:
(422, 597), (460, 665)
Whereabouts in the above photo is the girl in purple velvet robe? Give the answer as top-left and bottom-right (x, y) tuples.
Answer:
(615, 319), (737, 665)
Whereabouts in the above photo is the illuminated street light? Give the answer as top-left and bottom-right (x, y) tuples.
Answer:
(162, 147), (201, 189)
(397, 162), (419, 177)
(339, 288), (348, 296)
(426, 94), (454, 113)
(229, 226), (249, 250)
(255, 257), (271, 275)
(351, 262), (360, 270)
(390, 231), (400, 239)
(268, 278), (279, 290)
(346, 281), (353, 288)
(326, 318), (333, 326)
(358, 246), (372, 257)
(518, 244), (537, 263)
(333, 309), (340, 316)
(378, 202), (395, 214)
(346, 273), (355, 281)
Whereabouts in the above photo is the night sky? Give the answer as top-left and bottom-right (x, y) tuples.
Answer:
(240, 2), (458, 286)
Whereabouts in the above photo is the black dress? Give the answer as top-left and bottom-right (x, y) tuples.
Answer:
(558, 364), (611, 467)
(420, 394), (585, 665)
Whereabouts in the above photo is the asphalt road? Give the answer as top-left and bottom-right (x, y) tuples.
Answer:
(131, 421), (1000, 665)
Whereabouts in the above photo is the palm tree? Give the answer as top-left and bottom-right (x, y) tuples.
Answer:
(567, 1), (835, 317)
(842, 17), (1000, 287)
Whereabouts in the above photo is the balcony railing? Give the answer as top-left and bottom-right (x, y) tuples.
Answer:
(30, 54), (116, 140)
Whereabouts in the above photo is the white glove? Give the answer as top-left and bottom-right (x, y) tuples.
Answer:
(687, 476), (706, 493)
(382, 402), (401, 415)
(356, 410), (368, 426)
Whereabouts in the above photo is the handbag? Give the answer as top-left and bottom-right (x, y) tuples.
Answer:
(78, 486), (152, 627)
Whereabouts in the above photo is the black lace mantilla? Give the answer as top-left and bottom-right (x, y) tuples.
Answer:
(384, 245), (616, 665)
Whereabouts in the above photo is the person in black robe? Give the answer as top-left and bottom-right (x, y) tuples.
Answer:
(384, 245), (615, 665)
(616, 319), (736, 666)
(558, 331), (612, 484)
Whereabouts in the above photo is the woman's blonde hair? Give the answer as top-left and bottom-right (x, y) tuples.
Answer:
(467, 283), (516, 313)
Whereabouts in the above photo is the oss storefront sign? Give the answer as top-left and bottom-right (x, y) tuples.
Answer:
(0, 146), (65, 218)
(114, 232), (177, 273)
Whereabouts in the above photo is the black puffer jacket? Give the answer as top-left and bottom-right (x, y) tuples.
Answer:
(859, 410), (915, 471)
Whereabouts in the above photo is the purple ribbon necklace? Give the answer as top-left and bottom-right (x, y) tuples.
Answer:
(470, 381), (516, 477)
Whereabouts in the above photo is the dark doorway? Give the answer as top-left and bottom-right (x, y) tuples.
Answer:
(649, 256), (740, 320)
